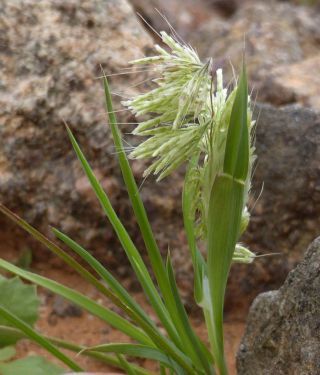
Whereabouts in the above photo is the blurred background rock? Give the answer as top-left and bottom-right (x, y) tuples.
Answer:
(0, 0), (319, 314)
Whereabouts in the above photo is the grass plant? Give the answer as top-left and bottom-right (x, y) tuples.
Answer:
(0, 31), (256, 374)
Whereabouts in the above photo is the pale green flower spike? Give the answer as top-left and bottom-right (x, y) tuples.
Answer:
(125, 31), (256, 262)
(124, 32), (213, 181)
(124, 32), (210, 134)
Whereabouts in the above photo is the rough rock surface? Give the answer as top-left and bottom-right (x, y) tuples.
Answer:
(0, 0), (156, 268)
(237, 236), (320, 375)
(130, 0), (320, 111)
(129, 0), (218, 39)
(0, 0), (320, 308)
(0, 0), (189, 288)
(226, 103), (320, 309)
(259, 54), (320, 110)
(191, 1), (320, 105)
(250, 104), (320, 261)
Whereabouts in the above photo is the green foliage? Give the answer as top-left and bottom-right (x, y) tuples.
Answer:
(207, 67), (249, 374)
(0, 278), (66, 374)
(0, 31), (256, 375)
(0, 346), (63, 375)
(0, 347), (16, 362)
(0, 276), (39, 347)
(0, 299), (82, 372)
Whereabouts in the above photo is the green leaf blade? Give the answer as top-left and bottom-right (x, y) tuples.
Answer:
(207, 175), (245, 374)
(104, 76), (208, 367)
(0, 305), (82, 372)
(65, 125), (184, 349)
(0, 204), (114, 302)
(223, 64), (249, 181)
(52, 228), (154, 327)
(84, 343), (180, 372)
(166, 256), (213, 373)
(52, 228), (190, 359)
(0, 326), (151, 375)
(0, 260), (150, 346)
(207, 64), (250, 374)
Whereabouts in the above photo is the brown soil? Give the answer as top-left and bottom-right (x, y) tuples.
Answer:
(1, 244), (245, 374)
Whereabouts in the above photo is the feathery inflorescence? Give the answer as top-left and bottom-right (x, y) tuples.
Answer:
(124, 31), (255, 264)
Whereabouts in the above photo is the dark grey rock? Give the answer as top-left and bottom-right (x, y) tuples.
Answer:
(237, 236), (320, 374)
(226, 102), (320, 311)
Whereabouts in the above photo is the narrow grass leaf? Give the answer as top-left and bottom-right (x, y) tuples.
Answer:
(116, 354), (137, 375)
(182, 156), (206, 304)
(52, 227), (194, 364)
(207, 176), (244, 374)
(166, 256), (212, 374)
(0, 260), (150, 345)
(0, 326), (151, 375)
(52, 228), (157, 334)
(104, 76), (207, 362)
(65, 125), (182, 348)
(0, 239), (193, 371)
(207, 65), (249, 375)
(103, 76), (169, 286)
(51, 230), (196, 374)
(83, 343), (179, 372)
(0, 204), (126, 310)
(223, 63), (249, 180)
(0, 306), (82, 372)
(0, 205), (155, 343)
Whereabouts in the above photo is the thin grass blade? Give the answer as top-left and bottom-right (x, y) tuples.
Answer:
(166, 255), (212, 373)
(0, 326), (151, 375)
(50, 233), (194, 374)
(116, 354), (138, 375)
(0, 242), (192, 371)
(65, 125), (182, 347)
(223, 63), (249, 180)
(52, 228), (156, 330)
(182, 156), (207, 304)
(52, 228), (191, 359)
(0, 260), (150, 345)
(83, 343), (180, 372)
(104, 76), (208, 364)
(207, 176), (244, 374)
(0, 205), (121, 305)
(0, 204), (155, 345)
(0, 307), (82, 372)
